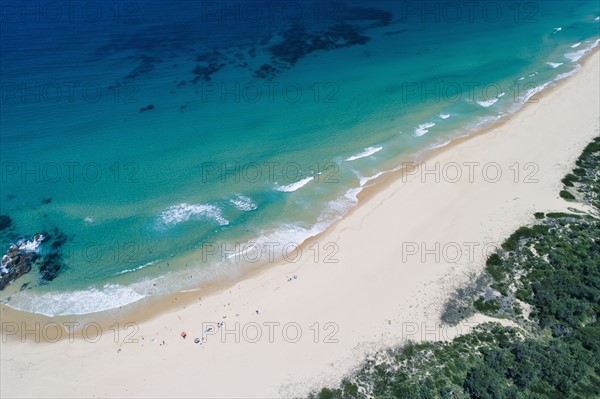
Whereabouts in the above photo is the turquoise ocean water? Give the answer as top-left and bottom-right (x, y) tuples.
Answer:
(1, 0), (598, 315)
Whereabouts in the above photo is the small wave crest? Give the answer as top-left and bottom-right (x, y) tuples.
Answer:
(345, 146), (383, 162)
(116, 260), (158, 276)
(158, 203), (229, 227)
(359, 171), (385, 186)
(414, 122), (435, 136)
(229, 195), (258, 211)
(555, 64), (583, 80)
(477, 92), (504, 108)
(276, 176), (314, 192)
(564, 39), (600, 62)
(477, 98), (498, 108)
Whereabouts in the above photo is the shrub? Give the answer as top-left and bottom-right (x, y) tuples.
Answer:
(559, 190), (576, 201)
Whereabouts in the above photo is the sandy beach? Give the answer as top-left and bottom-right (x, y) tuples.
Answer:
(1, 50), (598, 398)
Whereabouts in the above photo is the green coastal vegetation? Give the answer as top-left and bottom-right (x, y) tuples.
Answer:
(311, 137), (600, 399)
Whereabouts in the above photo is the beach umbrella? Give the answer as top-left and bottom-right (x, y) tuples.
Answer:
(181, 331), (187, 339)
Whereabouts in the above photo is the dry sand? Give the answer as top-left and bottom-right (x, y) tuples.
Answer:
(1, 51), (598, 398)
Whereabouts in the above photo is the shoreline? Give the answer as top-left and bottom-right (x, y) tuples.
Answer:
(1, 49), (598, 330)
(1, 50), (599, 398)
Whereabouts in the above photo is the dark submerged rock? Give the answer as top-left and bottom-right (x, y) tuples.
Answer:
(0, 215), (12, 231)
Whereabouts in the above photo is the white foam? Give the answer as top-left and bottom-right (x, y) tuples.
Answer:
(547, 62), (563, 69)
(477, 115), (502, 126)
(116, 260), (158, 276)
(0, 255), (10, 274)
(318, 187), (361, 223)
(555, 64), (583, 80)
(522, 81), (552, 103)
(477, 98), (499, 108)
(345, 146), (383, 162)
(84, 216), (95, 224)
(564, 50), (586, 62)
(3, 284), (145, 316)
(414, 122), (436, 136)
(227, 224), (313, 264)
(564, 39), (599, 62)
(513, 63), (583, 106)
(276, 176), (314, 192)
(596, 16), (599, 21)
(429, 139), (454, 150)
(229, 195), (258, 211)
(13, 235), (45, 253)
(571, 42), (581, 48)
(518, 77), (525, 81)
(439, 113), (450, 119)
(476, 90), (505, 108)
(359, 171), (384, 187)
(553, 27), (562, 33)
(511, 42), (595, 108)
(229, 187), (362, 266)
(159, 203), (229, 227)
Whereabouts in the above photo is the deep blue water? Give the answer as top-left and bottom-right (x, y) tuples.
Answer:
(1, 0), (598, 315)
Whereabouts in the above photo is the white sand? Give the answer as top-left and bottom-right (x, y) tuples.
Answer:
(1, 51), (598, 398)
